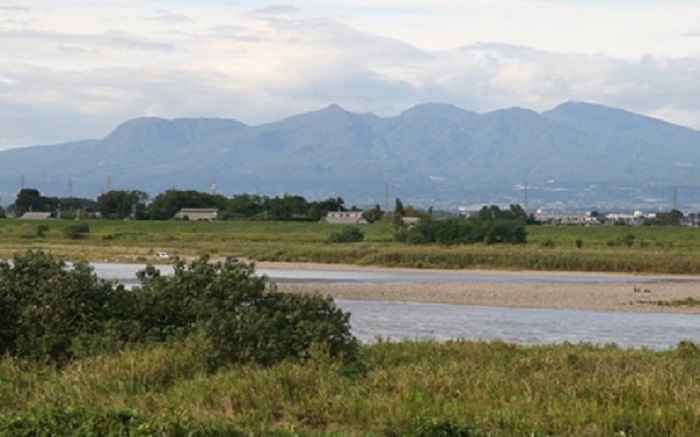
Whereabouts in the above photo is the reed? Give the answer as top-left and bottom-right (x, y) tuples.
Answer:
(2, 340), (700, 436)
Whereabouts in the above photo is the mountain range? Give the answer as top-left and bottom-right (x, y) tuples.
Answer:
(1, 101), (699, 212)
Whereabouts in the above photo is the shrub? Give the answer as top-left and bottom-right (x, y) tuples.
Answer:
(63, 223), (90, 239)
(133, 256), (359, 367)
(0, 251), (358, 368)
(619, 233), (635, 247)
(0, 251), (125, 363)
(405, 217), (527, 245)
(36, 224), (49, 238)
(327, 226), (364, 243)
(409, 417), (480, 437)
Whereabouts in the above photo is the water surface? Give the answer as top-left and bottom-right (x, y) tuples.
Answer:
(91, 263), (700, 350)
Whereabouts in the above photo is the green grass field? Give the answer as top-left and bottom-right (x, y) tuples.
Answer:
(3, 219), (700, 274)
(2, 340), (700, 436)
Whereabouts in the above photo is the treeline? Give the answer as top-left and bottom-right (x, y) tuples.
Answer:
(395, 204), (528, 245)
(6, 188), (354, 221)
(3, 188), (97, 219)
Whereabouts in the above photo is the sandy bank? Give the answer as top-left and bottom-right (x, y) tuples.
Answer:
(256, 261), (700, 314)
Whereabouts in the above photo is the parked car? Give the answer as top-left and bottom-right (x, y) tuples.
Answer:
(155, 251), (172, 260)
(224, 254), (239, 263)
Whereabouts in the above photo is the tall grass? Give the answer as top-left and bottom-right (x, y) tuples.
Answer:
(3, 219), (700, 273)
(2, 340), (700, 436)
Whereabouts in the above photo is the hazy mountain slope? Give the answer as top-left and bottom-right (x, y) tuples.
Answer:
(1, 102), (699, 210)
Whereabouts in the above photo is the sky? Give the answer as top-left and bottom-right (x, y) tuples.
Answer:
(1, 0), (700, 149)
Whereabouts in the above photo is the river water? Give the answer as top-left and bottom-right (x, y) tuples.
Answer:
(338, 299), (700, 350)
(91, 263), (700, 350)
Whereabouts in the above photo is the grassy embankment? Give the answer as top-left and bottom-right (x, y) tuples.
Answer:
(2, 222), (700, 435)
(2, 219), (700, 274)
(2, 340), (700, 436)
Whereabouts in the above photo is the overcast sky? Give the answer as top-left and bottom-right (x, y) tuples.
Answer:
(2, 1), (700, 149)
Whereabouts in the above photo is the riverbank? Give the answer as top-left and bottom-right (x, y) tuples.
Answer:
(258, 261), (700, 314)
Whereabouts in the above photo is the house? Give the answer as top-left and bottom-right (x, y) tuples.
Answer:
(20, 212), (52, 220)
(605, 211), (648, 226)
(323, 211), (368, 224)
(400, 217), (422, 227)
(534, 212), (600, 225)
(174, 208), (219, 221)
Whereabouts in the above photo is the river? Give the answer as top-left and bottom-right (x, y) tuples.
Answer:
(91, 263), (700, 350)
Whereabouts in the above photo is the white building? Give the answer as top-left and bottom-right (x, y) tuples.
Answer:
(174, 208), (219, 221)
(323, 211), (368, 224)
(534, 212), (600, 225)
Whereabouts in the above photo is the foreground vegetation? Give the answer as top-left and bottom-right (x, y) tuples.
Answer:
(2, 340), (700, 436)
(2, 251), (700, 435)
(3, 219), (700, 274)
(0, 251), (357, 366)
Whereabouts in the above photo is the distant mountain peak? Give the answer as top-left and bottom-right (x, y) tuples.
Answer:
(401, 102), (474, 117)
(542, 100), (681, 132)
(323, 103), (345, 111)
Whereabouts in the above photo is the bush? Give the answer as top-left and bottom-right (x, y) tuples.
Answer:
(409, 417), (481, 437)
(63, 223), (90, 239)
(0, 251), (124, 363)
(327, 226), (364, 243)
(405, 218), (527, 245)
(133, 256), (359, 367)
(36, 224), (49, 238)
(0, 251), (358, 368)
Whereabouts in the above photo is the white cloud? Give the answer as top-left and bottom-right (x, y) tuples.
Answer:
(1, 1), (700, 149)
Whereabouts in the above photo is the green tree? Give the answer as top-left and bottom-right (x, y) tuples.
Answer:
(648, 209), (684, 226)
(97, 190), (148, 219)
(363, 204), (384, 223)
(394, 198), (405, 217)
(264, 194), (306, 220)
(226, 193), (266, 219)
(148, 189), (228, 220)
(307, 196), (345, 221)
(401, 205), (528, 245)
(13, 188), (52, 216)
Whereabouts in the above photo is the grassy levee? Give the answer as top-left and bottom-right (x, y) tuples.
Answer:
(2, 340), (700, 436)
(3, 219), (700, 273)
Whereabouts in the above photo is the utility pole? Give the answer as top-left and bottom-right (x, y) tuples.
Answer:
(66, 177), (73, 198)
(385, 183), (389, 212)
(673, 185), (678, 211)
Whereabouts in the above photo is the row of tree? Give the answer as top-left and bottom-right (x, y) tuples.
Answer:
(6, 188), (357, 221)
(395, 204), (529, 245)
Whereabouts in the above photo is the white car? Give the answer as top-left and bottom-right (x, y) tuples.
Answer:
(155, 251), (172, 260)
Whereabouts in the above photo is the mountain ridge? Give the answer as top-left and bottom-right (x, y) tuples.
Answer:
(1, 101), (698, 211)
